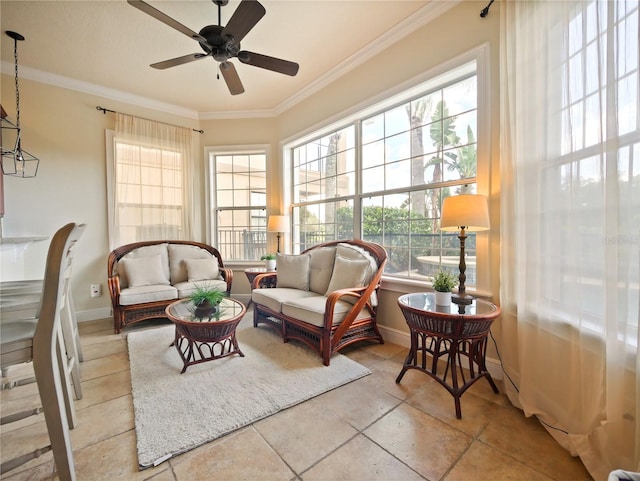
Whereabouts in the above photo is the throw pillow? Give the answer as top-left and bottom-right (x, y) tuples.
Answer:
(309, 246), (336, 295)
(122, 254), (170, 287)
(276, 253), (311, 290)
(184, 258), (220, 282)
(168, 244), (214, 284)
(336, 243), (378, 284)
(325, 254), (370, 295)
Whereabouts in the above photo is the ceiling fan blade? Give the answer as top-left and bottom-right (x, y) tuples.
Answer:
(128, 0), (207, 43)
(150, 53), (209, 69)
(220, 62), (245, 95)
(221, 0), (266, 44)
(238, 51), (299, 76)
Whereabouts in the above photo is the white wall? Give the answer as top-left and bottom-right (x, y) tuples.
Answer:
(0, 78), (200, 320)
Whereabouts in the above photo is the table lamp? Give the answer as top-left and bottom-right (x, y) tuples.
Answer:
(440, 194), (490, 305)
(267, 215), (290, 253)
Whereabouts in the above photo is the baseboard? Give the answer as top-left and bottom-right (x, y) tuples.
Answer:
(77, 307), (112, 322)
(378, 324), (503, 381)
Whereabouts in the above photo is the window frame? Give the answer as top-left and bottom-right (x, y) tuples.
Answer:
(281, 45), (492, 292)
(204, 144), (271, 262)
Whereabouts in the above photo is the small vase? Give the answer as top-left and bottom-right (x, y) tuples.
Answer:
(435, 291), (451, 306)
(194, 300), (217, 318)
(265, 259), (276, 271)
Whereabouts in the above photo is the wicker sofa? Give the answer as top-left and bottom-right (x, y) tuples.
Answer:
(107, 240), (232, 333)
(251, 240), (387, 365)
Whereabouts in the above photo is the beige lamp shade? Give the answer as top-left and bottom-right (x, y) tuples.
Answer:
(440, 194), (490, 232)
(267, 215), (290, 233)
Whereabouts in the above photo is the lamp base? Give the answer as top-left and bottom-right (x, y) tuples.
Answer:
(452, 293), (474, 305)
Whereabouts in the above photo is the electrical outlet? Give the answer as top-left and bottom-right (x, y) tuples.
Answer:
(90, 284), (102, 298)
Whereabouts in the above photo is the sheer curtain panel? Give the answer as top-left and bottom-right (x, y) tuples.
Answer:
(108, 113), (194, 248)
(499, 1), (639, 479)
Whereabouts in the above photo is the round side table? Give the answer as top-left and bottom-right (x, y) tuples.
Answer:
(396, 292), (501, 419)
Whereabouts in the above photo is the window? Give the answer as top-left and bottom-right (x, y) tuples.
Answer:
(288, 59), (482, 284)
(207, 148), (268, 261)
(543, 0), (639, 337)
(106, 115), (193, 249)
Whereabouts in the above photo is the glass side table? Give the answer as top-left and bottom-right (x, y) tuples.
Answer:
(396, 292), (501, 418)
(165, 297), (246, 373)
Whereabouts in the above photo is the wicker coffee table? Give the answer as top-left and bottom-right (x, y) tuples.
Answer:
(165, 297), (246, 373)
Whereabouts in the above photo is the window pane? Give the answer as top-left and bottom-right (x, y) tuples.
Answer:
(211, 151), (267, 260)
(289, 69), (478, 283)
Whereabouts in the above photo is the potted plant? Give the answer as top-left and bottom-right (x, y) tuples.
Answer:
(189, 283), (226, 318)
(432, 269), (458, 306)
(261, 253), (277, 271)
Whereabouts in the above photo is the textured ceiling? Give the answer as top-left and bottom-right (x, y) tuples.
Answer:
(0, 1), (456, 118)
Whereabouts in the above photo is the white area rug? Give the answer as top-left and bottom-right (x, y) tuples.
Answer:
(127, 315), (371, 469)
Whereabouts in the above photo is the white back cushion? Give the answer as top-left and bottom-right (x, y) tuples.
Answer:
(276, 253), (311, 290)
(309, 246), (336, 295)
(184, 258), (220, 282)
(169, 244), (217, 284)
(117, 243), (169, 288)
(325, 255), (370, 295)
(335, 243), (378, 285)
(121, 254), (170, 287)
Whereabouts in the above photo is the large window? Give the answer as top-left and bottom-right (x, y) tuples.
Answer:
(106, 115), (193, 249)
(208, 148), (267, 261)
(289, 60), (482, 283)
(543, 0), (639, 336)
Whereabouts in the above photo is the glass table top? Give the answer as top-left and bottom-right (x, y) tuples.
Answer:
(398, 292), (498, 316)
(166, 297), (245, 323)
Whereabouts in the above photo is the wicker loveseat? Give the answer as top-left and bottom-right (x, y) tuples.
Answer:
(107, 240), (232, 333)
(251, 240), (387, 365)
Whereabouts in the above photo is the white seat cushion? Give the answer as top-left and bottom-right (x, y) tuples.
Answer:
(118, 285), (178, 306)
(252, 288), (318, 313)
(282, 296), (370, 328)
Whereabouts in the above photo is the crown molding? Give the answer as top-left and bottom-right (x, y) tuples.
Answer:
(272, 0), (461, 117)
(0, 0), (459, 121)
(0, 61), (200, 120)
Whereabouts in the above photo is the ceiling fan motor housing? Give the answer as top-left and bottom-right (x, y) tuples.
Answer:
(199, 25), (239, 61)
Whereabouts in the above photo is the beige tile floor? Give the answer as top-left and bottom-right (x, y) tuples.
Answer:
(1, 315), (594, 481)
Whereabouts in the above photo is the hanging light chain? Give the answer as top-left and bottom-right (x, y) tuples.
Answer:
(13, 36), (20, 129)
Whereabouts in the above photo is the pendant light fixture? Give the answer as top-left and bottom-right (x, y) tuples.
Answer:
(1, 31), (40, 178)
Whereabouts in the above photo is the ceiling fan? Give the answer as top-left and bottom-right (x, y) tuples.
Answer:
(127, 0), (299, 95)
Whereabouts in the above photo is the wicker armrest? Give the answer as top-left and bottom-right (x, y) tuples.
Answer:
(253, 272), (278, 289)
(219, 267), (234, 295)
(107, 274), (121, 303)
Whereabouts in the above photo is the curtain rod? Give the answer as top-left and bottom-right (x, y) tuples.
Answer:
(480, 0), (494, 18)
(96, 106), (204, 134)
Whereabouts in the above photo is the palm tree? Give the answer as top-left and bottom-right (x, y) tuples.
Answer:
(407, 101), (428, 216)
(426, 100), (459, 227)
(446, 125), (476, 193)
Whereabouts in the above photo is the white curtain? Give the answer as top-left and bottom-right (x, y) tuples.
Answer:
(499, 1), (639, 479)
(109, 113), (195, 248)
